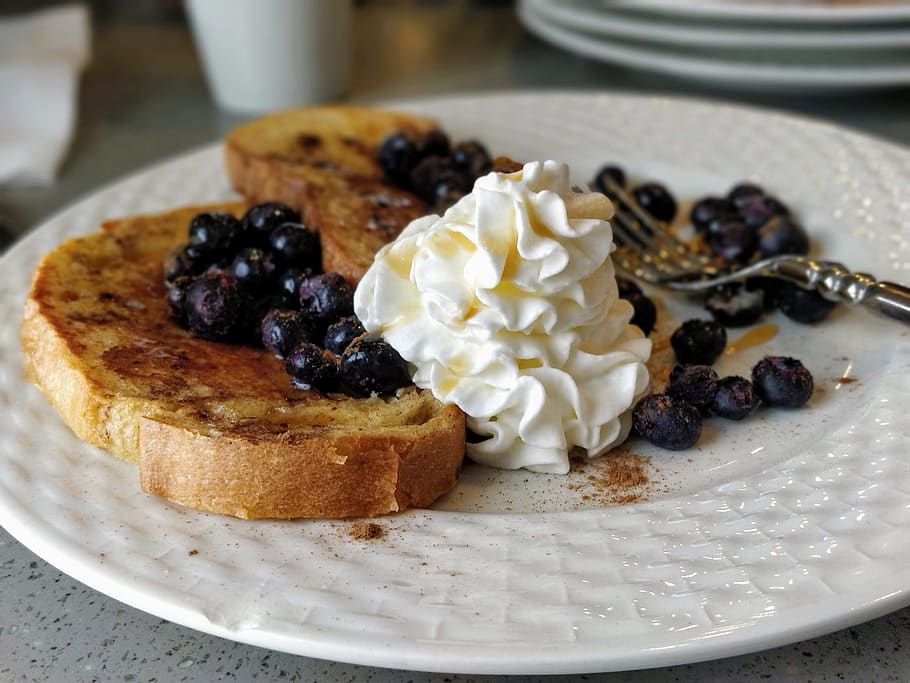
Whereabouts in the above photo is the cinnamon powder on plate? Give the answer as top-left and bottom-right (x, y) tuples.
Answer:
(570, 447), (654, 506)
(349, 522), (386, 541)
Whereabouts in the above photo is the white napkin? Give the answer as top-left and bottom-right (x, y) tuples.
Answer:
(0, 4), (91, 186)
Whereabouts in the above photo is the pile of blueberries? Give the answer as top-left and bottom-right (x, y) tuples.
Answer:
(633, 317), (814, 450)
(590, 164), (822, 450)
(163, 202), (412, 397)
(592, 164), (838, 327)
(378, 130), (494, 211)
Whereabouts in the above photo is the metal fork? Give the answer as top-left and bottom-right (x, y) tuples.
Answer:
(606, 181), (910, 325)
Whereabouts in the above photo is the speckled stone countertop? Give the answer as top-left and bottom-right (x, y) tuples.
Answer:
(2, 2), (910, 681)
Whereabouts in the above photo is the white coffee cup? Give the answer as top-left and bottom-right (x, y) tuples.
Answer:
(185, 0), (352, 114)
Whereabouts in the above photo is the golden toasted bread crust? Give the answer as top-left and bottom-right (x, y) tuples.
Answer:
(21, 203), (465, 519)
(139, 403), (464, 519)
(224, 105), (440, 284)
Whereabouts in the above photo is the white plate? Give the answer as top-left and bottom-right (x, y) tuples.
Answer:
(520, 0), (910, 90)
(1, 92), (910, 675)
(611, 0), (910, 24)
(541, 0), (910, 49)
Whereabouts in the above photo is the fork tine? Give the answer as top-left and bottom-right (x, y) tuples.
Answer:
(606, 179), (708, 270)
(611, 213), (677, 283)
(602, 177), (714, 284)
(612, 215), (697, 284)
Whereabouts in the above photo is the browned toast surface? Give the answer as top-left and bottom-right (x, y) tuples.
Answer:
(21, 203), (465, 518)
(225, 106), (438, 179)
(225, 106), (440, 283)
(25, 204), (291, 411)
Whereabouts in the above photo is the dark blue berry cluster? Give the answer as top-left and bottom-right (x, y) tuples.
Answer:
(592, 165), (837, 327)
(633, 319), (813, 450)
(693, 182), (834, 326)
(164, 203), (412, 398)
(165, 205), (311, 341)
(378, 130), (493, 213)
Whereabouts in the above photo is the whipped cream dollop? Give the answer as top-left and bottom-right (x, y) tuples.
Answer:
(354, 160), (651, 474)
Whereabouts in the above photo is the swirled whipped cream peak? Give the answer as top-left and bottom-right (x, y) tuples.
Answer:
(354, 160), (651, 474)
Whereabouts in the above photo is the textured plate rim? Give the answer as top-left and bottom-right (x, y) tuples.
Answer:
(1, 90), (910, 674)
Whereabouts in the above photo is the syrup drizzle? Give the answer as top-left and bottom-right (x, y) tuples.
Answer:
(724, 323), (779, 355)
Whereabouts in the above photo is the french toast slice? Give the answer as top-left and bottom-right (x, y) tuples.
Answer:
(21, 203), (465, 519)
(224, 106), (440, 284)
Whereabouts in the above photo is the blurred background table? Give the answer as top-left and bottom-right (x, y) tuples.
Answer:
(2, 1), (910, 680)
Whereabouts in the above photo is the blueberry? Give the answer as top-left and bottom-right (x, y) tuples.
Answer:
(261, 309), (315, 358)
(434, 187), (468, 213)
(632, 393), (702, 450)
(704, 283), (765, 327)
(231, 247), (276, 288)
(752, 356), (813, 408)
(711, 376), (759, 420)
(615, 278), (656, 335)
(184, 271), (249, 341)
(339, 336), (413, 397)
(299, 272), (355, 328)
(270, 267), (308, 308)
(244, 292), (277, 337)
(745, 276), (785, 310)
(757, 215), (809, 258)
(776, 282), (837, 324)
(163, 244), (207, 285)
(708, 217), (758, 264)
(285, 342), (339, 392)
(378, 132), (421, 184)
(408, 155), (446, 196)
(738, 195), (790, 231)
(409, 156), (471, 205)
(166, 276), (193, 326)
(422, 129), (451, 158)
(269, 222), (321, 270)
(241, 202), (300, 237)
(690, 196), (737, 235)
(451, 140), (492, 178)
(592, 164), (626, 198)
(666, 364), (719, 410)
(626, 292), (657, 336)
(278, 267), (313, 294)
(432, 172), (473, 210)
(670, 319), (727, 365)
(616, 276), (642, 299)
(187, 211), (244, 255)
(323, 315), (366, 355)
(633, 182), (677, 223)
(727, 182), (765, 209)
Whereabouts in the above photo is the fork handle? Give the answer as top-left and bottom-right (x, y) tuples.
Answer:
(774, 257), (910, 324)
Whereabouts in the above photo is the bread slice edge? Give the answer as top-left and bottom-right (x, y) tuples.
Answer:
(138, 403), (465, 519)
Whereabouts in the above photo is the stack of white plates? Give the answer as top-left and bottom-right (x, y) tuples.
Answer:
(517, 0), (910, 90)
